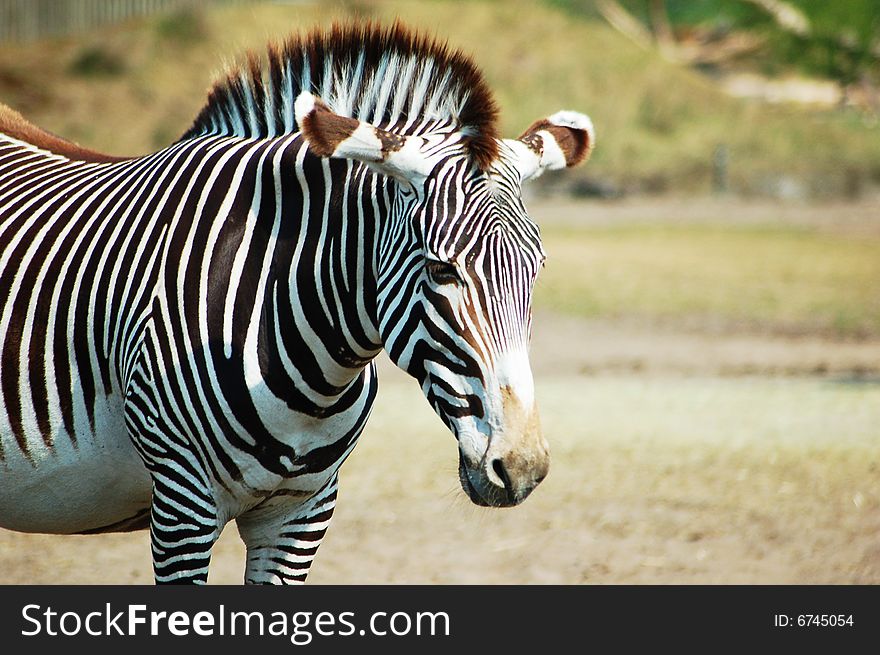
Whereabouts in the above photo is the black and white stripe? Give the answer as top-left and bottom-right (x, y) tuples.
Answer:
(0, 23), (590, 583)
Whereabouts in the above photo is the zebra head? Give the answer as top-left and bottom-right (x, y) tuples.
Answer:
(296, 92), (593, 508)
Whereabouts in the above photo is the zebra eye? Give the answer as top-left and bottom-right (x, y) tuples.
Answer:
(425, 259), (460, 285)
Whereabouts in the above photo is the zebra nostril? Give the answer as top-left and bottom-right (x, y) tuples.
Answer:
(491, 458), (512, 494)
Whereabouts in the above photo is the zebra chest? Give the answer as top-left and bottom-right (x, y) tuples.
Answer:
(124, 348), (378, 502)
(226, 370), (378, 483)
(191, 382), (377, 526)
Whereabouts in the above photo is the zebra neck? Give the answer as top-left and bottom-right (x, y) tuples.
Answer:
(262, 145), (386, 397)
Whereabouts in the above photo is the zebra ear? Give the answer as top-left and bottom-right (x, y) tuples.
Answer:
(294, 92), (432, 183)
(509, 111), (595, 181)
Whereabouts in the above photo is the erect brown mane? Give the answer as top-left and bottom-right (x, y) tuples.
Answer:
(184, 21), (500, 169)
(0, 104), (127, 164)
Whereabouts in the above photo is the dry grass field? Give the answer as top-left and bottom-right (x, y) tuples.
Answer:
(0, 0), (877, 585)
(1, 347), (877, 585)
(1, 198), (877, 585)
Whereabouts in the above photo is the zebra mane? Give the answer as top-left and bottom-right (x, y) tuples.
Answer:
(182, 22), (500, 168)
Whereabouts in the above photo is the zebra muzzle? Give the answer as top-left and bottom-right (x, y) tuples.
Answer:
(458, 400), (550, 508)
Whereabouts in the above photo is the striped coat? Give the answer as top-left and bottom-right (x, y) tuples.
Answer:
(0, 23), (593, 583)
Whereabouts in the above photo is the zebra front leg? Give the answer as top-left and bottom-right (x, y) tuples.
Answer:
(149, 469), (221, 584)
(236, 475), (339, 584)
(124, 344), (222, 583)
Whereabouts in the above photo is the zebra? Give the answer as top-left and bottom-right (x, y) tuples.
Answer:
(0, 22), (594, 584)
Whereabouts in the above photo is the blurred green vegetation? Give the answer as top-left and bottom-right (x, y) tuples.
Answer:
(553, 0), (880, 85)
(154, 7), (209, 45)
(67, 44), (127, 77)
(0, 0), (876, 196)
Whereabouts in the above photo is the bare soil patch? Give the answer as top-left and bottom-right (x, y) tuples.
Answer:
(1, 319), (877, 585)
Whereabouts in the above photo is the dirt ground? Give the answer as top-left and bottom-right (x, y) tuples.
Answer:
(1, 314), (877, 585)
(1, 197), (878, 585)
(528, 194), (880, 236)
